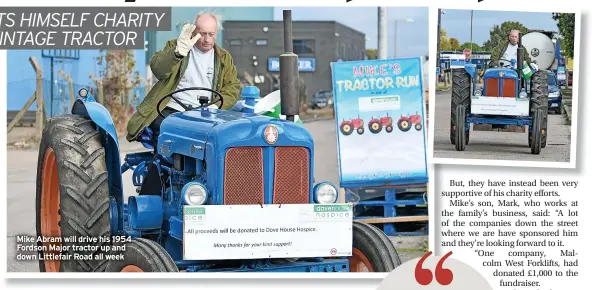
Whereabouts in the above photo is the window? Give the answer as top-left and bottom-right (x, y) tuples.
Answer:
(255, 39), (268, 46)
(293, 39), (315, 55)
(229, 39), (241, 46)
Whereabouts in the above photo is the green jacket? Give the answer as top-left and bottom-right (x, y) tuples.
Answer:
(490, 40), (532, 65)
(126, 39), (241, 142)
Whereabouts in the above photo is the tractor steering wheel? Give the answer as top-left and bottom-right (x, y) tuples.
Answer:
(487, 58), (515, 69)
(156, 87), (224, 119)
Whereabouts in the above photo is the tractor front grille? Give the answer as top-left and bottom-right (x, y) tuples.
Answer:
(223, 147), (265, 204)
(485, 78), (516, 98)
(222, 146), (310, 205)
(273, 147), (309, 204)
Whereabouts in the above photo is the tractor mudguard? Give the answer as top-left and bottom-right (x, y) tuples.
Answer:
(464, 63), (478, 95)
(463, 63), (477, 79)
(71, 95), (125, 235)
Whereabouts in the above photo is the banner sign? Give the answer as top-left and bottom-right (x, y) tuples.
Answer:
(0, 7), (171, 49)
(183, 204), (353, 260)
(268, 57), (315, 72)
(330, 57), (428, 188)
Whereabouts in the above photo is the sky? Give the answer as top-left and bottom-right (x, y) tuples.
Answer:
(440, 9), (561, 46)
(273, 7), (429, 59)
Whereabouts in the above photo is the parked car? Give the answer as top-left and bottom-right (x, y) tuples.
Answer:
(547, 71), (563, 114)
(309, 90), (334, 109)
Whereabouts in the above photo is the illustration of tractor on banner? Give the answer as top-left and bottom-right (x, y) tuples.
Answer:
(339, 115), (365, 135)
(397, 112), (423, 132)
(368, 113), (393, 134)
(35, 10), (401, 273)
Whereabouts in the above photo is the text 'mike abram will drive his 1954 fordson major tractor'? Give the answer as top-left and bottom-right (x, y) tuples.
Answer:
(450, 31), (550, 155)
(35, 10), (401, 273)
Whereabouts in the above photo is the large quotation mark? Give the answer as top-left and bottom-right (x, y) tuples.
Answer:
(414, 251), (454, 286)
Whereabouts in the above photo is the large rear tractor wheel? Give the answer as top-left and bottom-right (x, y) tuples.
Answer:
(530, 70), (549, 149)
(530, 109), (543, 155)
(454, 105), (467, 151)
(105, 238), (179, 272)
(35, 115), (111, 272)
(451, 69), (471, 145)
(349, 221), (401, 272)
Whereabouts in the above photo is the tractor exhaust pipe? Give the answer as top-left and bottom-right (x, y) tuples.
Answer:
(279, 10), (299, 122)
(517, 31), (524, 86)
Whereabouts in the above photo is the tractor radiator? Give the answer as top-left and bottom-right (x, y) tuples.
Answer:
(223, 146), (310, 205)
(273, 147), (309, 204)
(485, 78), (516, 98)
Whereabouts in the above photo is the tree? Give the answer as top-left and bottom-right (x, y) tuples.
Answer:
(552, 13), (575, 58)
(449, 38), (461, 51)
(460, 42), (483, 52)
(482, 21), (529, 50)
(366, 49), (377, 59)
(95, 50), (142, 136)
(439, 28), (452, 51)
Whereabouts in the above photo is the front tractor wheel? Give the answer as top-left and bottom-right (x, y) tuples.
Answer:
(349, 221), (401, 272)
(35, 115), (112, 272)
(105, 238), (179, 272)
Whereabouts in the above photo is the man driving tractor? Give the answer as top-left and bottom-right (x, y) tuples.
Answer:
(126, 11), (242, 195)
(126, 11), (242, 146)
(489, 29), (533, 68)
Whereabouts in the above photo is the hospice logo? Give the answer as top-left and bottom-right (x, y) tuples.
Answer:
(184, 207), (206, 222)
(313, 205), (352, 219)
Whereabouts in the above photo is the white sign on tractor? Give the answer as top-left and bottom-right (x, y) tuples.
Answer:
(183, 204), (353, 260)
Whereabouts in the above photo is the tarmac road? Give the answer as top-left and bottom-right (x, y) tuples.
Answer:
(7, 119), (426, 272)
(432, 90), (572, 163)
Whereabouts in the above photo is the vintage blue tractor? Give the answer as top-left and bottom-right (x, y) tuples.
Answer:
(34, 10), (401, 273)
(450, 33), (549, 154)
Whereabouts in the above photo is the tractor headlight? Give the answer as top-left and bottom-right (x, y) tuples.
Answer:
(182, 182), (208, 205)
(549, 91), (560, 99)
(314, 182), (338, 204)
(474, 89), (482, 96)
(519, 91), (528, 98)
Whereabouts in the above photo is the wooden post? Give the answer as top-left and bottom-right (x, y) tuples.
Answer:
(89, 73), (104, 104)
(58, 69), (75, 106)
(7, 93), (36, 134)
(29, 57), (44, 139)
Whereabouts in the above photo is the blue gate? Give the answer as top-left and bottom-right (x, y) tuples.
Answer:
(41, 49), (81, 118)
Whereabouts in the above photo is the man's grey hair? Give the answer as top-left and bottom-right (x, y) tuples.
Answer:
(509, 29), (520, 35)
(194, 10), (224, 31)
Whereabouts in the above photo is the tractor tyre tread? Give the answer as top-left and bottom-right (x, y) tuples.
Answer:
(531, 109), (543, 155)
(450, 69), (471, 145)
(455, 105), (467, 151)
(352, 221), (401, 272)
(35, 114), (111, 272)
(530, 70), (549, 148)
(105, 238), (179, 272)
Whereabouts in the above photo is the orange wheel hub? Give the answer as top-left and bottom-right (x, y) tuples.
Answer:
(348, 248), (374, 272)
(40, 148), (61, 272)
(121, 265), (144, 272)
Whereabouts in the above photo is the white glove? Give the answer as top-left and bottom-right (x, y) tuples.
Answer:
(530, 63), (539, 71)
(175, 24), (201, 57)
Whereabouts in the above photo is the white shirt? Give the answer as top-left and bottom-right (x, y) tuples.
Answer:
(168, 45), (216, 111)
(501, 43), (518, 68)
